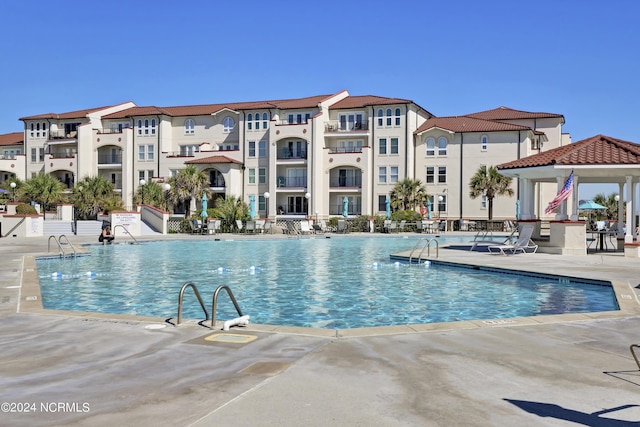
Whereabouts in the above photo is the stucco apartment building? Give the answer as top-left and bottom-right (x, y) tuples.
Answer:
(1, 90), (567, 222)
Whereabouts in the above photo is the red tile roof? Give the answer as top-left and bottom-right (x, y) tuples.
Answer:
(329, 95), (413, 109)
(415, 116), (531, 134)
(19, 105), (117, 121)
(185, 155), (242, 165)
(103, 94), (336, 119)
(0, 132), (24, 146)
(465, 106), (564, 122)
(498, 134), (640, 170)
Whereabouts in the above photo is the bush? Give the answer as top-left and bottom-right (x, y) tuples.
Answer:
(15, 204), (38, 215)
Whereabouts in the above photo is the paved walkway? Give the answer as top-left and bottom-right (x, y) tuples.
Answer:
(1, 233), (639, 426)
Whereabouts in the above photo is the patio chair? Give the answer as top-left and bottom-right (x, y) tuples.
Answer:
(488, 225), (537, 255)
(209, 220), (221, 234)
(337, 220), (349, 234)
(312, 222), (325, 234)
(256, 219), (265, 233)
(235, 220), (244, 233)
(398, 220), (407, 232)
(383, 219), (392, 233)
(300, 220), (312, 234)
(189, 219), (204, 234)
(246, 220), (256, 233)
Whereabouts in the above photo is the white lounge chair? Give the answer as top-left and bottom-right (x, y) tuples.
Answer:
(488, 225), (538, 255)
(235, 220), (244, 233)
(300, 220), (312, 234)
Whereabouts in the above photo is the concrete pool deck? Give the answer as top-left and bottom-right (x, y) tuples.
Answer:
(1, 233), (640, 426)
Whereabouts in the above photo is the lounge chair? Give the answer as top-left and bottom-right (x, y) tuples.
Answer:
(209, 220), (221, 234)
(337, 220), (348, 234)
(488, 225), (538, 255)
(189, 219), (204, 234)
(398, 220), (407, 232)
(256, 219), (265, 233)
(236, 220), (244, 233)
(246, 220), (256, 233)
(300, 220), (312, 234)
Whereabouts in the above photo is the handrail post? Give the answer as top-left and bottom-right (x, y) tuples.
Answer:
(211, 285), (244, 328)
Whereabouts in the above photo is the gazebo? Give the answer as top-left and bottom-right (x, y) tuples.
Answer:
(497, 135), (640, 255)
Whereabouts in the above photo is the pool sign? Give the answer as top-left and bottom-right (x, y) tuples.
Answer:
(110, 212), (141, 236)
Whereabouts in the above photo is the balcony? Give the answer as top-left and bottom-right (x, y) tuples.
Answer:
(45, 154), (77, 172)
(97, 154), (123, 165)
(324, 120), (369, 133)
(329, 176), (361, 188)
(276, 147), (307, 161)
(276, 176), (307, 188)
(327, 146), (363, 154)
(329, 202), (362, 216)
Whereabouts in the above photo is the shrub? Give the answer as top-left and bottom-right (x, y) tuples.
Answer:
(15, 204), (38, 215)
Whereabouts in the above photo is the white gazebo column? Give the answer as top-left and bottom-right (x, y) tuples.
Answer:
(625, 176), (633, 243)
(570, 174), (579, 221)
(617, 183), (624, 238)
(520, 178), (533, 220)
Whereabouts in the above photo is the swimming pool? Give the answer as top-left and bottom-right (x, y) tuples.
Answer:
(36, 236), (618, 329)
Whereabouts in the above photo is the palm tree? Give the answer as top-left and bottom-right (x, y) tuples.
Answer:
(20, 173), (66, 215)
(168, 165), (209, 218)
(212, 195), (249, 231)
(390, 178), (428, 211)
(592, 192), (618, 220)
(135, 180), (165, 209)
(469, 165), (514, 220)
(73, 176), (123, 219)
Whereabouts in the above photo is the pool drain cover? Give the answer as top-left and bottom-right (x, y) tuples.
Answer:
(204, 333), (257, 344)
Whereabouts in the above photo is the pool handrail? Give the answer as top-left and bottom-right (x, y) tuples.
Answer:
(211, 285), (244, 328)
(177, 282), (209, 325)
(58, 235), (77, 258)
(112, 225), (138, 244)
(47, 235), (76, 258)
(409, 237), (439, 263)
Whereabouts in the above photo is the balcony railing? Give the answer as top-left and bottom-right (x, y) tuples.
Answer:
(276, 176), (307, 187)
(48, 130), (77, 140)
(329, 203), (362, 216)
(98, 154), (123, 164)
(166, 151), (196, 157)
(329, 177), (362, 188)
(327, 146), (363, 154)
(275, 119), (310, 125)
(277, 149), (307, 160)
(49, 153), (76, 159)
(325, 121), (369, 132)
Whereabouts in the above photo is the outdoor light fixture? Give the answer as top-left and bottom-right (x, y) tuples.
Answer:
(305, 192), (311, 215)
(263, 191), (270, 217)
(10, 182), (16, 202)
(139, 179), (146, 205)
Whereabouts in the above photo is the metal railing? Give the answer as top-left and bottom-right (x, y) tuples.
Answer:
(177, 282), (209, 325)
(112, 225), (138, 244)
(47, 235), (76, 258)
(211, 285), (243, 328)
(176, 284), (244, 329)
(409, 237), (439, 263)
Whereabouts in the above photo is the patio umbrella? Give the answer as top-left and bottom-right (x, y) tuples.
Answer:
(385, 196), (391, 219)
(426, 198), (432, 219)
(249, 195), (256, 218)
(342, 196), (349, 218)
(201, 193), (208, 220)
(515, 200), (520, 220)
(0, 189), (7, 194)
(578, 200), (606, 224)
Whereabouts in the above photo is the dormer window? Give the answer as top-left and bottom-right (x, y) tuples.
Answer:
(185, 119), (195, 134)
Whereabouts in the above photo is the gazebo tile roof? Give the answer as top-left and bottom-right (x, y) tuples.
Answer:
(184, 155), (242, 165)
(498, 134), (640, 170)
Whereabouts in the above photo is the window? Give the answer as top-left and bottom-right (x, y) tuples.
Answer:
(426, 137), (435, 156)
(262, 112), (269, 129)
(258, 140), (266, 158)
(386, 108), (392, 126)
(248, 168), (256, 184)
(258, 168), (266, 184)
(30, 123), (34, 137)
(31, 148), (36, 162)
(379, 138), (387, 155)
(287, 114), (294, 124)
(248, 141), (256, 157)
(137, 119), (142, 135)
(438, 166), (447, 183)
(438, 137), (447, 155)
(137, 170), (154, 181)
(426, 166), (434, 183)
(223, 117), (234, 133)
(144, 119), (149, 135)
(39, 148), (44, 162)
(259, 195), (266, 211)
(254, 113), (261, 130)
(378, 195), (387, 211)
(180, 145), (198, 156)
(377, 109), (383, 126)
(138, 145), (155, 161)
(438, 195), (447, 213)
(395, 108), (401, 126)
(247, 114), (253, 130)
(481, 195), (487, 209)
(339, 113), (364, 130)
(287, 196), (307, 214)
(379, 166), (387, 183)
(481, 135), (488, 151)
(184, 119), (195, 134)
(390, 138), (399, 154)
(151, 119), (156, 135)
(390, 166), (399, 183)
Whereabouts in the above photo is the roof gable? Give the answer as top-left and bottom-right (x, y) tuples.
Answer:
(415, 116), (531, 134)
(184, 155), (242, 165)
(20, 105), (118, 121)
(329, 95), (413, 110)
(0, 132), (23, 146)
(466, 106), (564, 122)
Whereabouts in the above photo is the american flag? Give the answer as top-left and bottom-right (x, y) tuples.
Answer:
(545, 171), (574, 214)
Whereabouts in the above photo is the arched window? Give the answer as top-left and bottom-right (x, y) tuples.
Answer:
(377, 109), (384, 126)
(151, 119), (156, 135)
(395, 108), (401, 126)
(223, 117), (235, 133)
(144, 119), (149, 135)
(386, 108), (392, 126)
(437, 137), (447, 155)
(254, 112), (261, 130)
(426, 137), (435, 156)
(247, 114), (253, 130)
(262, 112), (268, 129)
(481, 135), (488, 151)
(137, 119), (142, 135)
(184, 119), (195, 134)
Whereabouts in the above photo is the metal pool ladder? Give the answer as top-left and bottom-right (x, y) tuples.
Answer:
(409, 237), (438, 264)
(176, 283), (244, 328)
(48, 235), (77, 258)
(112, 225), (138, 244)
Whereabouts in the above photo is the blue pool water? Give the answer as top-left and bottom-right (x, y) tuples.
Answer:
(36, 236), (618, 329)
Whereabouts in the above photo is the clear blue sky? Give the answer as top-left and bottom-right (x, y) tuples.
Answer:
(1, 0), (637, 197)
